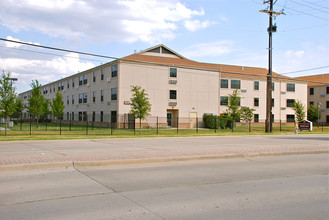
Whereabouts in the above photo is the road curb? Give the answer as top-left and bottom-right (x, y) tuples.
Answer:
(1, 150), (328, 172)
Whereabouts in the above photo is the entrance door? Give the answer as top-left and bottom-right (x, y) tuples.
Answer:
(190, 112), (197, 128)
(167, 112), (173, 127)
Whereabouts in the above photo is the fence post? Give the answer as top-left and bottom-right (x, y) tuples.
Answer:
(29, 116), (32, 135)
(45, 118), (48, 131)
(111, 122), (113, 135)
(86, 116), (88, 135)
(134, 117), (136, 135)
(69, 116), (72, 131)
(280, 120), (282, 132)
(196, 116), (199, 133)
(322, 122), (324, 132)
(214, 117), (216, 133)
(60, 119), (62, 135)
(157, 116), (159, 135)
(177, 116), (179, 134)
(20, 112), (23, 131)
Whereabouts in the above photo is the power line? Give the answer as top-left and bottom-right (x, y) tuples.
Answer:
(281, 66), (329, 75)
(288, 0), (328, 14)
(0, 45), (106, 63)
(301, 0), (329, 10)
(276, 3), (329, 21)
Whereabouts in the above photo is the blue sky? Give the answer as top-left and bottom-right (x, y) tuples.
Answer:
(0, 0), (328, 93)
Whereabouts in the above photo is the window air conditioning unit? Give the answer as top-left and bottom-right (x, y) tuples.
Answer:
(107, 101), (111, 105)
(281, 91), (286, 94)
(87, 83), (90, 87)
(281, 107), (286, 110)
(169, 102), (177, 106)
(241, 89), (247, 93)
(169, 79), (177, 84)
(107, 78), (111, 83)
(75, 104), (79, 108)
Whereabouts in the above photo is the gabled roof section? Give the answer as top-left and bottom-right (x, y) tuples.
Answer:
(135, 44), (186, 59)
(295, 73), (329, 86)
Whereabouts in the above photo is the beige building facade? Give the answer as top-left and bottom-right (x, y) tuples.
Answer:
(20, 45), (308, 127)
(296, 74), (329, 125)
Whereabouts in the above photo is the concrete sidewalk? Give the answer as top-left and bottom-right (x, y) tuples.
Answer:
(0, 134), (328, 171)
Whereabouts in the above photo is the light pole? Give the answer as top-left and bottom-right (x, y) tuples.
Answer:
(317, 102), (321, 128)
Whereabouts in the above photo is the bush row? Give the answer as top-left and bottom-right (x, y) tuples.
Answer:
(203, 114), (233, 129)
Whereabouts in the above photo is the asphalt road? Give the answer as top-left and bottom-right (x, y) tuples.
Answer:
(0, 153), (328, 220)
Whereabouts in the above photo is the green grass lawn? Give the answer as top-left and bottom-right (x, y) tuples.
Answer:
(1, 122), (328, 141)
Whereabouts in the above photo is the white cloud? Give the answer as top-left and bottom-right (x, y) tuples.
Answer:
(4, 36), (40, 48)
(184, 20), (210, 32)
(183, 41), (236, 58)
(0, 0), (210, 44)
(0, 52), (95, 93)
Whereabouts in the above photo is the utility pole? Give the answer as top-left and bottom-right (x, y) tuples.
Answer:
(260, 0), (283, 132)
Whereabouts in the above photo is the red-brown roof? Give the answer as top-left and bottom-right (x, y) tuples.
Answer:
(121, 54), (292, 81)
(295, 73), (329, 86)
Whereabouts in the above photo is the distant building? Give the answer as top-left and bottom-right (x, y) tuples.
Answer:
(19, 45), (308, 127)
(295, 74), (329, 125)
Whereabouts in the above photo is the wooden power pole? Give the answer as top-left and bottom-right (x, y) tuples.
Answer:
(260, 0), (283, 132)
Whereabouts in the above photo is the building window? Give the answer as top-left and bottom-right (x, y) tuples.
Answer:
(92, 112), (95, 122)
(231, 80), (241, 89)
(287, 114), (295, 123)
(79, 112), (82, 121)
(72, 95), (75, 105)
(67, 112), (69, 120)
(254, 81), (259, 90)
(272, 98), (274, 107)
(327, 101), (329, 109)
(287, 83), (295, 92)
(254, 114), (259, 122)
(310, 88), (314, 95)
(101, 69), (104, 80)
(79, 76), (83, 86)
(271, 82), (275, 91)
(79, 94), (83, 104)
(100, 111), (104, 122)
(170, 68), (177, 77)
(72, 78), (75, 88)
(83, 93), (87, 103)
(254, 98), (259, 107)
(170, 90), (177, 99)
(310, 101), (314, 106)
(101, 90), (104, 101)
(67, 96), (69, 105)
(111, 111), (117, 123)
(83, 74), (88, 84)
(72, 112), (74, 121)
(58, 82), (61, 91)
(93, 72), (96, 82)
(221, 79), (228, 88)
(327, 86), (329, 94)
(111, 64), (118, 77)
(111, 88), (117, 100)
(220, 96), (228, 106)
(287, 99), (295, 107)
(67, 81), (69, 89)
(92, 91), (95, 102)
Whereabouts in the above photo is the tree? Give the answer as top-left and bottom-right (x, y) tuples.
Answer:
(307, 104), (320, 123)
(292, 100), (306, 122)
(129, 85), (151, 135)
(11, 97), (24, 119)
(27, 80), (45, 128)
(0, 72), (16, 136)
(240, 107), (255, 132)
(51, 91), (64, 120)
(226, 89), (241, 132)
(41, 99), (51, 121)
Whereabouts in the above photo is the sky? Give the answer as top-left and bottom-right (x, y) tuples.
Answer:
(0, 0), (328, 93)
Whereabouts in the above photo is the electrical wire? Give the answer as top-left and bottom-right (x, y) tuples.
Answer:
(301, 0), (329, 10)
(276, 3), (329, 21)
(288, 0), (328, 14)
(281, 66), (329, 75)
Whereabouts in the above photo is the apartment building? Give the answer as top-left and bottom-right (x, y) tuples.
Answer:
(296, 73), (329, 124)
(19, 45), (308, 127)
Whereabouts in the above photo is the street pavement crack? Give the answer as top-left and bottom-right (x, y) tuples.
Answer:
(72, 162), (166, 220)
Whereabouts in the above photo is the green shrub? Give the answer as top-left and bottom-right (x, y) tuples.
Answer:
(203, 114), (232, 129)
